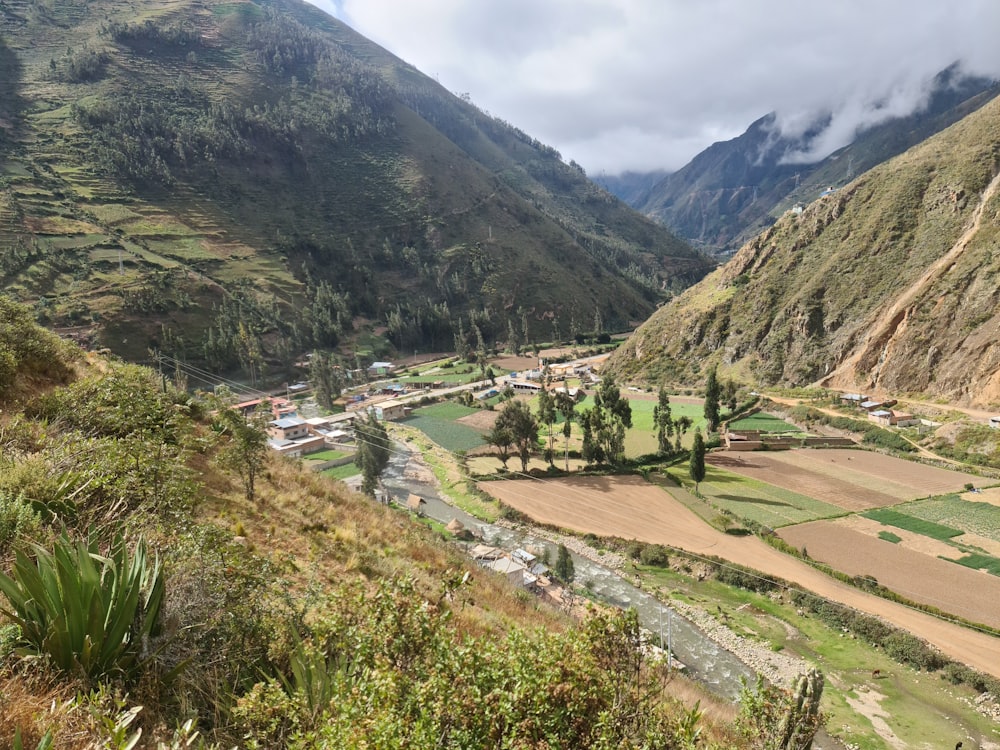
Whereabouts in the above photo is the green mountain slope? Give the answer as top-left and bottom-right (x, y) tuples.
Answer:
(608, 96), (1000, 407)
(0, 0), (709, 367)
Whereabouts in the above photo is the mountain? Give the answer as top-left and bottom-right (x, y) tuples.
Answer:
(618, 67), (999, 255)
(0, 0), (709, 369)
(607, 95), (1000, 407)
(592, 168), (669, 207)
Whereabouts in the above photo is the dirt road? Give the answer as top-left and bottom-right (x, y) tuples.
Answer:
(482, 474), (1000, 678)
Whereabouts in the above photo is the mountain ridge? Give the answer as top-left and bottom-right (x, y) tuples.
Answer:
(607, 94), (1000, 408)
(0, 0), (709, 369)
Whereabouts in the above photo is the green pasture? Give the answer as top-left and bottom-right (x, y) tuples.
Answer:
(303, 449), (350, 462)
(727, 413), (802, 433)
(670, 464), (844, 529)
(861, 508), (963, 541)
(404, 402), (486, 453)
(950, 552), (1000, 575)
(322, 462), (360, 481)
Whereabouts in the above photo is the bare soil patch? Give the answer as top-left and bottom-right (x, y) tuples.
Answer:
(479, 475), (1000, 677)
(709, 449), (981, 511)
(706, 452), (899, 511)
(490, 355), (539, 372)
(456, 409), (499, 431)
(778, 520), (1000, 627)
(834, 515), (957, 557)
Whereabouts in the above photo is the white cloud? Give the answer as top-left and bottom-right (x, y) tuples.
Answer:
(306, 0), (1000, 174)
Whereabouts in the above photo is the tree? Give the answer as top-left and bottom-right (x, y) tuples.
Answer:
(309, 350), (344, 411)
(537, 388), (557, 466)
(486, 424), (514, 470)
(704, 365), (721, 432)
(554, 543), (575, 583)
(355, 410), (390, 496)
(218, 408), (269, 503)
(554, 389), (578, 471)
(689, 429), (706, 494)
(723, 378), (739, 412)
(495, 399), (538, 473)
(653, 387), (673, 456)
(583, 377), (631, 466)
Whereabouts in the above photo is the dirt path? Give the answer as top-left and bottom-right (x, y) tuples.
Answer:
(482, 475), (1000, 678)
(820, 167), (1000, 392)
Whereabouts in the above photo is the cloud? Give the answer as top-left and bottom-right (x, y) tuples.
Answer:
(307, 0), (1000, 175)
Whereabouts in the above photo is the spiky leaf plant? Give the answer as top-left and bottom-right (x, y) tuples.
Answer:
(0, 532), (164, 681)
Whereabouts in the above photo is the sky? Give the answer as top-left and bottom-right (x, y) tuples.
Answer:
(306, 1), (1000, 176)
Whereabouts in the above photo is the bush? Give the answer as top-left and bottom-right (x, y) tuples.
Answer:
(0, 491), (41, 552)
(639, 544), (669, 567)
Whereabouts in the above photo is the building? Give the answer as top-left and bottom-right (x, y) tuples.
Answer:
(268, 416), (310, 441)
(367, 361), (395, 377)
(991, 416), (1000, 430)
(509, 380), (543, 395)
(235, 396), (297, 419)
(840, 393), (868, 406)
(373, 399), (409, 421)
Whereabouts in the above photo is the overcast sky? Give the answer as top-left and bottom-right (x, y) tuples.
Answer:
(306, 1), (1000, 176)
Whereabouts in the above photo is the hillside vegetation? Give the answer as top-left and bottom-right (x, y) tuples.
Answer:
(609, 96), (1000, 407)
(0, 0), (709, 368)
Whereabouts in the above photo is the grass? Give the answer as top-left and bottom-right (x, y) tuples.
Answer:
(322, 462), (360, 480)
(877, 531), (902, 544)
(949, 553), (1000, 576)
(861, 508), (964, 541)
(303, 449), (350, 461)
(668, 464), (844, 529)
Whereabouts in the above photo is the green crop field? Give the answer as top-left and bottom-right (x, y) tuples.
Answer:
(861, 508), (964, 541)
(950, 552), (1000, 576)
(404, 403), (486, 453)
(670, 464), (844, 528)
(322, 462), (361, 480)
(897, 494), (1000, 542)
(728, 413), (802, 433)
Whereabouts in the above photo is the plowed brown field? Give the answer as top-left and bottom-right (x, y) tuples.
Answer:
(779, 520), (1000, 626)
(480, 475), (1000, 677)
(706, 449), (981, 511)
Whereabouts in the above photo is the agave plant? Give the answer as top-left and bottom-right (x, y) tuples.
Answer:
(0, 531), (164, 681)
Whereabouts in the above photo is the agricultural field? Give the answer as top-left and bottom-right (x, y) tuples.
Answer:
(403, 402), (487, 453)
(778, 518), (1000, 628)
(478, 475), (1000, 679)
(622, 395), (707, 456)
(705, 449), (982, 512)
(672, 462), (844, 528)
(727, 412), (802, 433)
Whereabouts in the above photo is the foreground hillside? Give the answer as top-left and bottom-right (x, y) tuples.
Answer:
(609, 95), (1000, 407)
(0, 0), (709, 366)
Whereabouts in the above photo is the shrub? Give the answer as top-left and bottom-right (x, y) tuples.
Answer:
(639, 544), (669, 567)
(0, 492), (41, 553)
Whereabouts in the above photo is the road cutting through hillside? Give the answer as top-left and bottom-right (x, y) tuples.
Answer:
(481, 474), (1000, 679)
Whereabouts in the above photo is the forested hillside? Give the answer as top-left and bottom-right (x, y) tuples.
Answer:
(0, 0), (709, 370)
(608, 95), (1000, 407)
